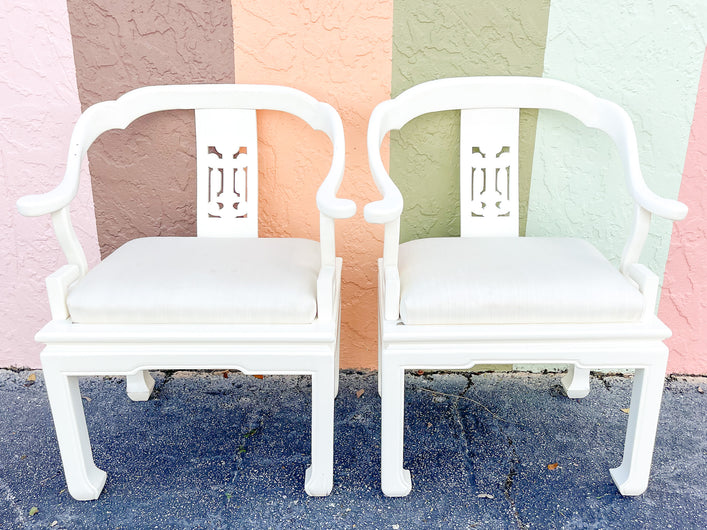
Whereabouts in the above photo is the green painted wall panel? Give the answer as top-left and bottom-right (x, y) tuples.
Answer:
(391, 0), (551, 241)
(528, 1), (707, 287)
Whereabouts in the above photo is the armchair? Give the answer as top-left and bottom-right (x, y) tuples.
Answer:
(17, 84), (355, 499)
(365, 76), (687, 497)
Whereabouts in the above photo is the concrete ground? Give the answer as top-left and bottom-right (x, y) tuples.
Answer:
(0, 369), (705, 529)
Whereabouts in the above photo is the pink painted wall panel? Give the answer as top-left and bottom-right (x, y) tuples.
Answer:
(0, 2), (100, 367)
(232, 0), (393, 369)
(659, 48), (707, 375)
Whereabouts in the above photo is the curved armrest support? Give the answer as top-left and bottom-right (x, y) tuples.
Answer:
(625, 263), (659, 321)
(314, 102), (356, 220)
(364, 104), (404, 224)
(599, 100), (687, 221)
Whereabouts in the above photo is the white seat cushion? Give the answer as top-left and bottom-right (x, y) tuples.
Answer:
(398, 237), (645, 325)
(67, 237), (320, 324)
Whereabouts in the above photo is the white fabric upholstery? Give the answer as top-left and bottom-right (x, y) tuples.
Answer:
(398, 237), (645, 325)
(67, 237), (320, 324)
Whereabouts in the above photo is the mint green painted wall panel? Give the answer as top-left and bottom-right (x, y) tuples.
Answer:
(391, 0), (551, 242)
(528, 1), (707, 284)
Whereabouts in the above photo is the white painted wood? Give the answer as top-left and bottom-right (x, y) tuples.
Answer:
(126, 370), (156, 401)
(195, 109), (258, 237)
(366, 76), (687, 497)
(17, 84), (354, 500)
(561, 365), (591, 399)
(46, 264), (80, 321)
(460, 108), (519, 237)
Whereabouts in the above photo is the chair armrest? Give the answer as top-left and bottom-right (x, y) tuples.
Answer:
(363, 189), (404, 225)
(316, 187), (356, 219)
(629, 183), (687, 221)
(17, 179), (77, 217)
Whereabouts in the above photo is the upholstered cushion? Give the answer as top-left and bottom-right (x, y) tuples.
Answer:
(398, 237), (645, 325)
(67, 237), (320, 324)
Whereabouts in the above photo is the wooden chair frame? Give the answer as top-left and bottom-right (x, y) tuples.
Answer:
(18, 84), (355, 500)
(365, 76), (687, 497)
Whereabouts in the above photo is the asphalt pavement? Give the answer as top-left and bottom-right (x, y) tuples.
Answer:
(1, 368), (705, 529)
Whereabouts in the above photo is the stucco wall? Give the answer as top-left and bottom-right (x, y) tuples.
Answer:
(2, 1), (707, 374)
(660, 48), (707, 375)
(232, 0), (393, 369)
(390, 0), (551, 241)
(527, 0), (707, 279)
(0, 1), (100, 367)
(67, 0), (235, 257)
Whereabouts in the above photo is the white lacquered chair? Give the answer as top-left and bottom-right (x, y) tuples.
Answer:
(365, 77), (687, 497)
(17, 84), (355, 500)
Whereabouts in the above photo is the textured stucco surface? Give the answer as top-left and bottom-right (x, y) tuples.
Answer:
(232, 0), (393, 369)
(660, 48), (707, 375)
(527, 1), (707, 278)
(390, 0), (551, 242)
(0, 1), (100, 367)
(67, 0), (235, 257)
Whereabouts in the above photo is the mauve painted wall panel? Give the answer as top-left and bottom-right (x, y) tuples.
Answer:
(66, 0), (235, 257)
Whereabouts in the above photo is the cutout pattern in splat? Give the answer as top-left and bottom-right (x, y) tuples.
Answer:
(469, 145), (511, 218)
(460, 108), (519, 237)
(195, 108), (258, 237)
(206, 146), (249, 219)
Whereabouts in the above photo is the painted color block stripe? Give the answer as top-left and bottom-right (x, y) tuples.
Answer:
(391, 0), (551, 242)
(233, 0), (393, 369)
(659, 47), (707, 375)
(67, 0), (235, 257)
(0, 1), (100, 367)
(528, 1), (707, 285)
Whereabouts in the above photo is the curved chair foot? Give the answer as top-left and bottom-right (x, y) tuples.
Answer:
(382, 468), (412, 497)
(68, 467), (108, 501)
(127, 371), (155, 401)
(304, 465), (334, 496)
(561, 365), (590, 399)
(609, 465), (647, 496)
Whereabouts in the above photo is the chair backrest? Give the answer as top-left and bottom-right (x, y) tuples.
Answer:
(370, 77), (632, 239)
(16, 84), (352, 277)
(195, 109), (258, 237)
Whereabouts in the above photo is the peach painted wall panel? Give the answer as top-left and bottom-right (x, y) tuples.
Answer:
(0, 2), (100, 367)
(660, 48), (707, 375)
(232, 0), (393, 369)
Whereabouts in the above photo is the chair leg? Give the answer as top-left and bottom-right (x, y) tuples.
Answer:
(381, 359), (412, 496)
(377, 314), (383, 397)
(561, 364), (591, 398)
(333, 331), (341, 398)
(304, 368), (335, 496)
(44, 369), (107, 500)
(126, 370), (155, 401)
(609, 356), (667, 496)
